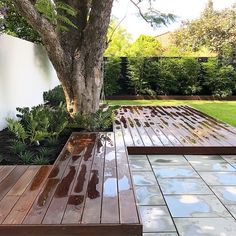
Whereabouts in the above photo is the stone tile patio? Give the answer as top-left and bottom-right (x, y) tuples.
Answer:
(129, 154), (236, 236)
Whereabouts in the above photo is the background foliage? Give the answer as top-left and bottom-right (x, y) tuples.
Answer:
(171, 0), (236, 63)
(0, 0), (41, 42)
(104, 57), (236, 97)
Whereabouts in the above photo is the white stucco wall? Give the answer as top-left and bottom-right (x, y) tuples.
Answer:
(0, 34), (59, 130)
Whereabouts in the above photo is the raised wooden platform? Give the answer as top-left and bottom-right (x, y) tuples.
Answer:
(0, 133), (141, 236)
(2, 105), (236, 235)
(114, 105), (236, 155)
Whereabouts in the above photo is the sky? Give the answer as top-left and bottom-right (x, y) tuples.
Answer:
(112, 0), (236, 41)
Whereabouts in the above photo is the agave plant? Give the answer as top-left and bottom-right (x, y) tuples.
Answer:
(18, 151), (34, 164)
(34, 155), (49, 165)
(9, 139), (27, 155)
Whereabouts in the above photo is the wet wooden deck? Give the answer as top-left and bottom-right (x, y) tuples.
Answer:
(114, 106), (236, 155)
(0, 133), (141, 236)
(1, 105), (236, 235)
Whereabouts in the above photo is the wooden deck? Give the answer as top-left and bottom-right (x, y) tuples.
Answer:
(114, 105), (236, 155)
(1, 105), (236, 235)
(0, 133), (141, 236)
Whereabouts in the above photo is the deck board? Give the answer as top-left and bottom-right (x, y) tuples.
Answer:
(114, 123), (140, 224)
(101, 132), (119, 224)
(3, 166), (52, 225)
(0, 166), (16, 184)
(115, 106), (236, 155)
(82, 133), (106, 224)
(0, 166), (28, 201)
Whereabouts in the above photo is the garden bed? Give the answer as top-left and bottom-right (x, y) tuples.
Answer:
(0, 128), (71, 165)
(0, 99), (115, 165)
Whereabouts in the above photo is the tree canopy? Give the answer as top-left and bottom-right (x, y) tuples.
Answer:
(172, 0), (236, 62)
(105, 17), (132, 57)
(0, 0), (40, 42)
(126, 34), (163, 56)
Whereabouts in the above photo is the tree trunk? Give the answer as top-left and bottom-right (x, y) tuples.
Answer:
(13, 0), (114, 116)
(76, 61), (103, 115)
(59, 54), (103, 117)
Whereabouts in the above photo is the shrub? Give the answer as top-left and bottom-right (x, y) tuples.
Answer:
(127, 57), (201, 95)
(202, 59), (236, 97)
(7, 103), (69, 146)
(151, 59), (179, 95)
(69, 105), (119, 131)
(9, 139), (27, 155)
(43, 85), (65, 106)
(104, 57), (121, 96)
(177, 58), (201, 95)
(128, 57), (156, 95)
(18, 151), (34, 164)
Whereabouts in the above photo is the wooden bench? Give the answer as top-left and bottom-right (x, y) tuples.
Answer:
(0, 132), (142, 236)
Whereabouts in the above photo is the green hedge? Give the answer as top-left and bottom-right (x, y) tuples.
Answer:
(104, 57), (121, 96)
(124, 57), (236, 97)
(44, 57), (236, 99)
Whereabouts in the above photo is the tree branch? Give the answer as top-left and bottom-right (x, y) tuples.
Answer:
(83, 0), (114, 57)
(129, 0), (150, 24)
(107, 15), (126, 45)
(129, 0), (176, 27)
(13, 0), (55, 39)
(13, 0), (69, 75)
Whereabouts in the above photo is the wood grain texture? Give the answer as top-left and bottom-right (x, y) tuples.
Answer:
(115, 106), (236, 153)
(3, 166), (52, 225)
(0, 166), (28, 201)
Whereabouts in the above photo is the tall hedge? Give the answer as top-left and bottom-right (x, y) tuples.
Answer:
(124, 57), (236, 97)
(103, 57), (121, 96)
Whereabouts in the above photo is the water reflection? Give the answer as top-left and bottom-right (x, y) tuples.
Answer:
(74, 164), (86, 193)
(118, 176), (130, 191)
(37, 179), (59, 207)
(103, 178), (118, 197)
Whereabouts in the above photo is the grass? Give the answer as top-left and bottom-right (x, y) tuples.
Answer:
(108, 100), (236, 127)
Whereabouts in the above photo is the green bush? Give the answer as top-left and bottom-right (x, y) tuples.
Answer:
(143, 58), (202, 95)
(126, 56), (236, 97)
(177, 58), (201, 95)
(7, 103), (69, 146)
(154, 59), (179, 95)
(69, 105), (119, 131)
(127, 57), (202, 95)
(128, 57), (156, 95)
(104, 57), (121, 96)
(43, 85), (65, 106)
(202, 59), (236, 97)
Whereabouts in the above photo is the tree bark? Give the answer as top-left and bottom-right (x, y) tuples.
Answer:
(13, 0), (114, 116)
(59, 58), (103, 116)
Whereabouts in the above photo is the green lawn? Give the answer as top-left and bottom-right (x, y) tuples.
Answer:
(108, 100), (236, 127)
